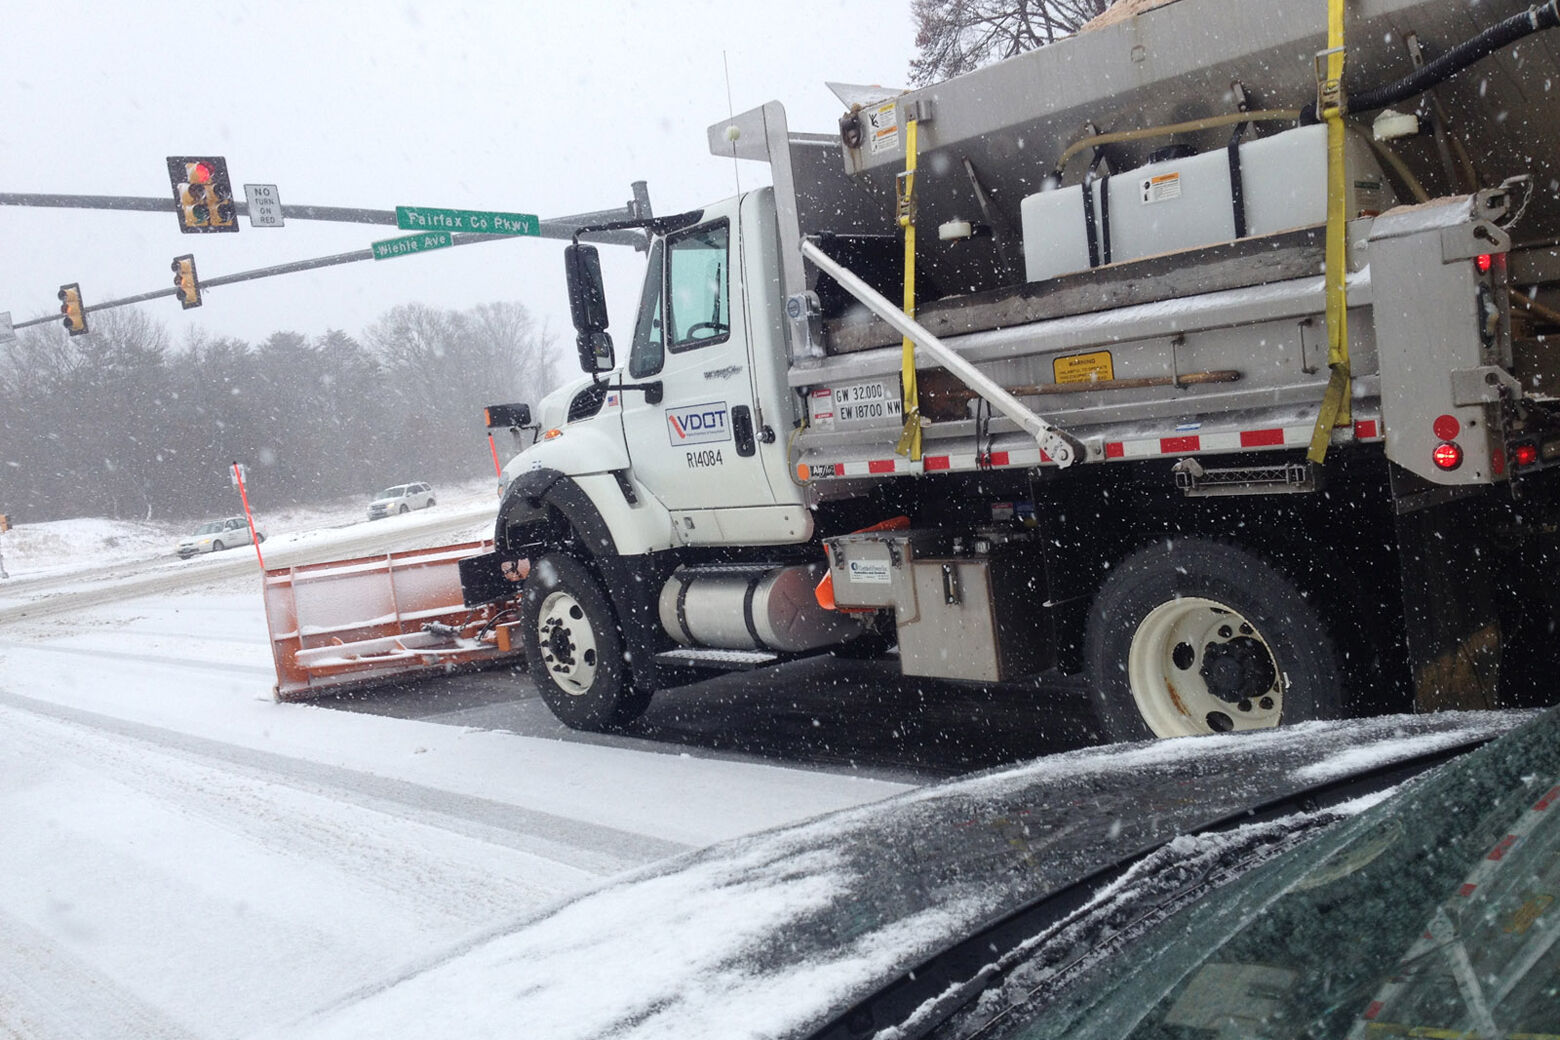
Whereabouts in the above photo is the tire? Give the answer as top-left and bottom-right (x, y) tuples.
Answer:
(399, 504), (409, 515)
(520, 553), (649, 731)
(426, 498), (436, 508)
(255, 533), (266, 544)
(1086, 538), (1343, 742)
(211, 540), (225, 552)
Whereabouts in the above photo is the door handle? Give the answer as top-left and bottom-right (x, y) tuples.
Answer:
(731, 405), (757, 457)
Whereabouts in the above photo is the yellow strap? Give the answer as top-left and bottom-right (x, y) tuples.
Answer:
(1308, 0), (1352, 463)
(895, 117), (923, 461)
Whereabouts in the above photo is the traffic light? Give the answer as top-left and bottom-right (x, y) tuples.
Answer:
(58, 283), (87, 336)
(172, 254), (201, 309)
(166, 156), (238, 234)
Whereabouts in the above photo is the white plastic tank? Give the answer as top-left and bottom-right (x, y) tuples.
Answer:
(1021, 124), (1393, 282)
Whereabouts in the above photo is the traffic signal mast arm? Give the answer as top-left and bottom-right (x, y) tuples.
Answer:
(0, 189), (652, 247)
(2, 186), (653, 330)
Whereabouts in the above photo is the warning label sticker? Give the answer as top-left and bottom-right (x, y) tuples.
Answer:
(867, 100), (900, 156)
(1141, 172), (1182, 204)
(1053, 350), (1115, 385)
(809, 387), (836, 430)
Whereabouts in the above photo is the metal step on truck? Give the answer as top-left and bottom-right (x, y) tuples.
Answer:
(265, 0), (1560, 741)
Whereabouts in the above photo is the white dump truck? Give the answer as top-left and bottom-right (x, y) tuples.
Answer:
(269, 0), (1560, 741)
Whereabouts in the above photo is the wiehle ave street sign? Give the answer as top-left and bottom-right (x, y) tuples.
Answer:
(395, 206), (539, 236)
(371, 231), (454, 261)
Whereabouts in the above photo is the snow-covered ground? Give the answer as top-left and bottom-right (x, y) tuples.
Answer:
(0, 489), (913, 1039)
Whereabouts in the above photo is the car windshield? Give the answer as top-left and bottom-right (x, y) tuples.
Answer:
(193, 522), (223, 535)
(950, 708), (1560, 1040)
(377, 487), (404, 499)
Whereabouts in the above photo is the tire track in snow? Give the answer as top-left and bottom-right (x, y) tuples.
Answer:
(0, 690), (692, 878)
(0, 910), (202, 1040)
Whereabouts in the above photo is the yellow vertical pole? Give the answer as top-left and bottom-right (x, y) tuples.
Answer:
(895, 117), (924, 461)
(1308, 0), (1353, 463)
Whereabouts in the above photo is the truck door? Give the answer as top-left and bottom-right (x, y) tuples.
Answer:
(618, 211), (800, 543)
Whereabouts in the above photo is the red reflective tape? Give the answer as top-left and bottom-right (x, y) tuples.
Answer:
(1355, 419), (1380, 439)
(833, 464), (845, 477)
(1363, 1002), (1384, 1021)
(1105, 442), (1125, 459)
(1488, 834), (1519, 861)
(1161, 435), (1200, 453)
(868, 459), (896, 474)
(989, 451), (1010, 467)
(1534, 786), (1560, 812)
(1241, 428), (1285, 448)
(1460, 882), (1479, 897)
(924, 455), (952, 472)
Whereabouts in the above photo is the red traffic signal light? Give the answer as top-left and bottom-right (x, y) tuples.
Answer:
(166, 156), (238, 234)
(58, 283), (87, 336)
(172, 254), (202, 309)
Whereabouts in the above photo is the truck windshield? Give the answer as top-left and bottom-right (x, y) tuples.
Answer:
(629, 238), (665, 378)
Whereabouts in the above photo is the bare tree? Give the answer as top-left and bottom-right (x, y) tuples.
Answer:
(909, 0), (1115, 85)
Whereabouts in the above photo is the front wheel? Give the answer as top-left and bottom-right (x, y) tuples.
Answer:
(520, 553), (649, 731)
(398, 504), (409, 515)
(1086, 538), (1343, 742)
(211, 540), (225, 552)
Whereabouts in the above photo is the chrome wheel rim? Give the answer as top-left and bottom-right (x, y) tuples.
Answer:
(1127, 596), (1284, 737)
(537, 590), (599, 695)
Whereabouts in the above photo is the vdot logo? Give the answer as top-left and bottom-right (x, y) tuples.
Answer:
(666, 402), (731, 446)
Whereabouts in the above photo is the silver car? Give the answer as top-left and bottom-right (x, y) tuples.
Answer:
(366, 482), (436, 519)
(176, 516), (263, 558)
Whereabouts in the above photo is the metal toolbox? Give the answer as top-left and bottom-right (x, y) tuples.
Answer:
(897, 548), (1052, 683)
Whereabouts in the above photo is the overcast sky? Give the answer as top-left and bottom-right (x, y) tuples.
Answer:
(1, 0), (914, 361)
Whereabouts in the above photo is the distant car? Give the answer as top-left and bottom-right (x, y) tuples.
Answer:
(367, 482), (436, 519)
(176, 517), (263, 559)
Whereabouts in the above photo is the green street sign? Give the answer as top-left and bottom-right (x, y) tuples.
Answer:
(395, 206), (539, 237)
(371, 231), (454, 261)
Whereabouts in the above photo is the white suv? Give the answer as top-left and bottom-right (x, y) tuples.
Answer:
(367, 482), (436, 519)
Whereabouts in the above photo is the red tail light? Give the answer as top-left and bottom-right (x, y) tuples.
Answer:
(1513, 441), (1541, 467)
(1476, 253), (1493, 273)
(1433, 442), (1463, 471)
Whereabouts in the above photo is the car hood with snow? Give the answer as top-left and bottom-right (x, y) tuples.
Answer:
(269, 709), (1534, 1040)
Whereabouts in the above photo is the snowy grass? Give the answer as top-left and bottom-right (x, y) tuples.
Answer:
(0, 476), (500, 580)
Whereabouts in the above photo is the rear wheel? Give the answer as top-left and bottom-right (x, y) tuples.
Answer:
(520, 553), (649, 731)
(1086, 538), (1343, 741)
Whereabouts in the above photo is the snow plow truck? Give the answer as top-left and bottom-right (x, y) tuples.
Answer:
(264, 0), (1560, 742)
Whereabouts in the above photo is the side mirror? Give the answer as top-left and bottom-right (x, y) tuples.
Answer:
(483, 403), (532, 429)
(577, 330), (615, 373)
(564, 244), (609, 334)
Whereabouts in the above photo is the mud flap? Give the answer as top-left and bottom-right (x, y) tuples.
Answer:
(1393, 484), (1502, 712)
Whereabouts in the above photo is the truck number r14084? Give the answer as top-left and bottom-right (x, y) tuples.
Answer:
(687, 449), (724, 468)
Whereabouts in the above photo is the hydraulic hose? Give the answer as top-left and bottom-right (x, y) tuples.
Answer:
(1300, 0), (1560, 122)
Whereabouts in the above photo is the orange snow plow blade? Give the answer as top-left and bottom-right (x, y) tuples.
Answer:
(263, 541), (527, 702)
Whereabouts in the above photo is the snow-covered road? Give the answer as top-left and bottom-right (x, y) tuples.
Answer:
(0, 496), (912, 1038)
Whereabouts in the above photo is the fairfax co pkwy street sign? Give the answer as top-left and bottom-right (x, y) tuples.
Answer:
(371, 231), (454, 261)
(395, 206), (539, 236)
